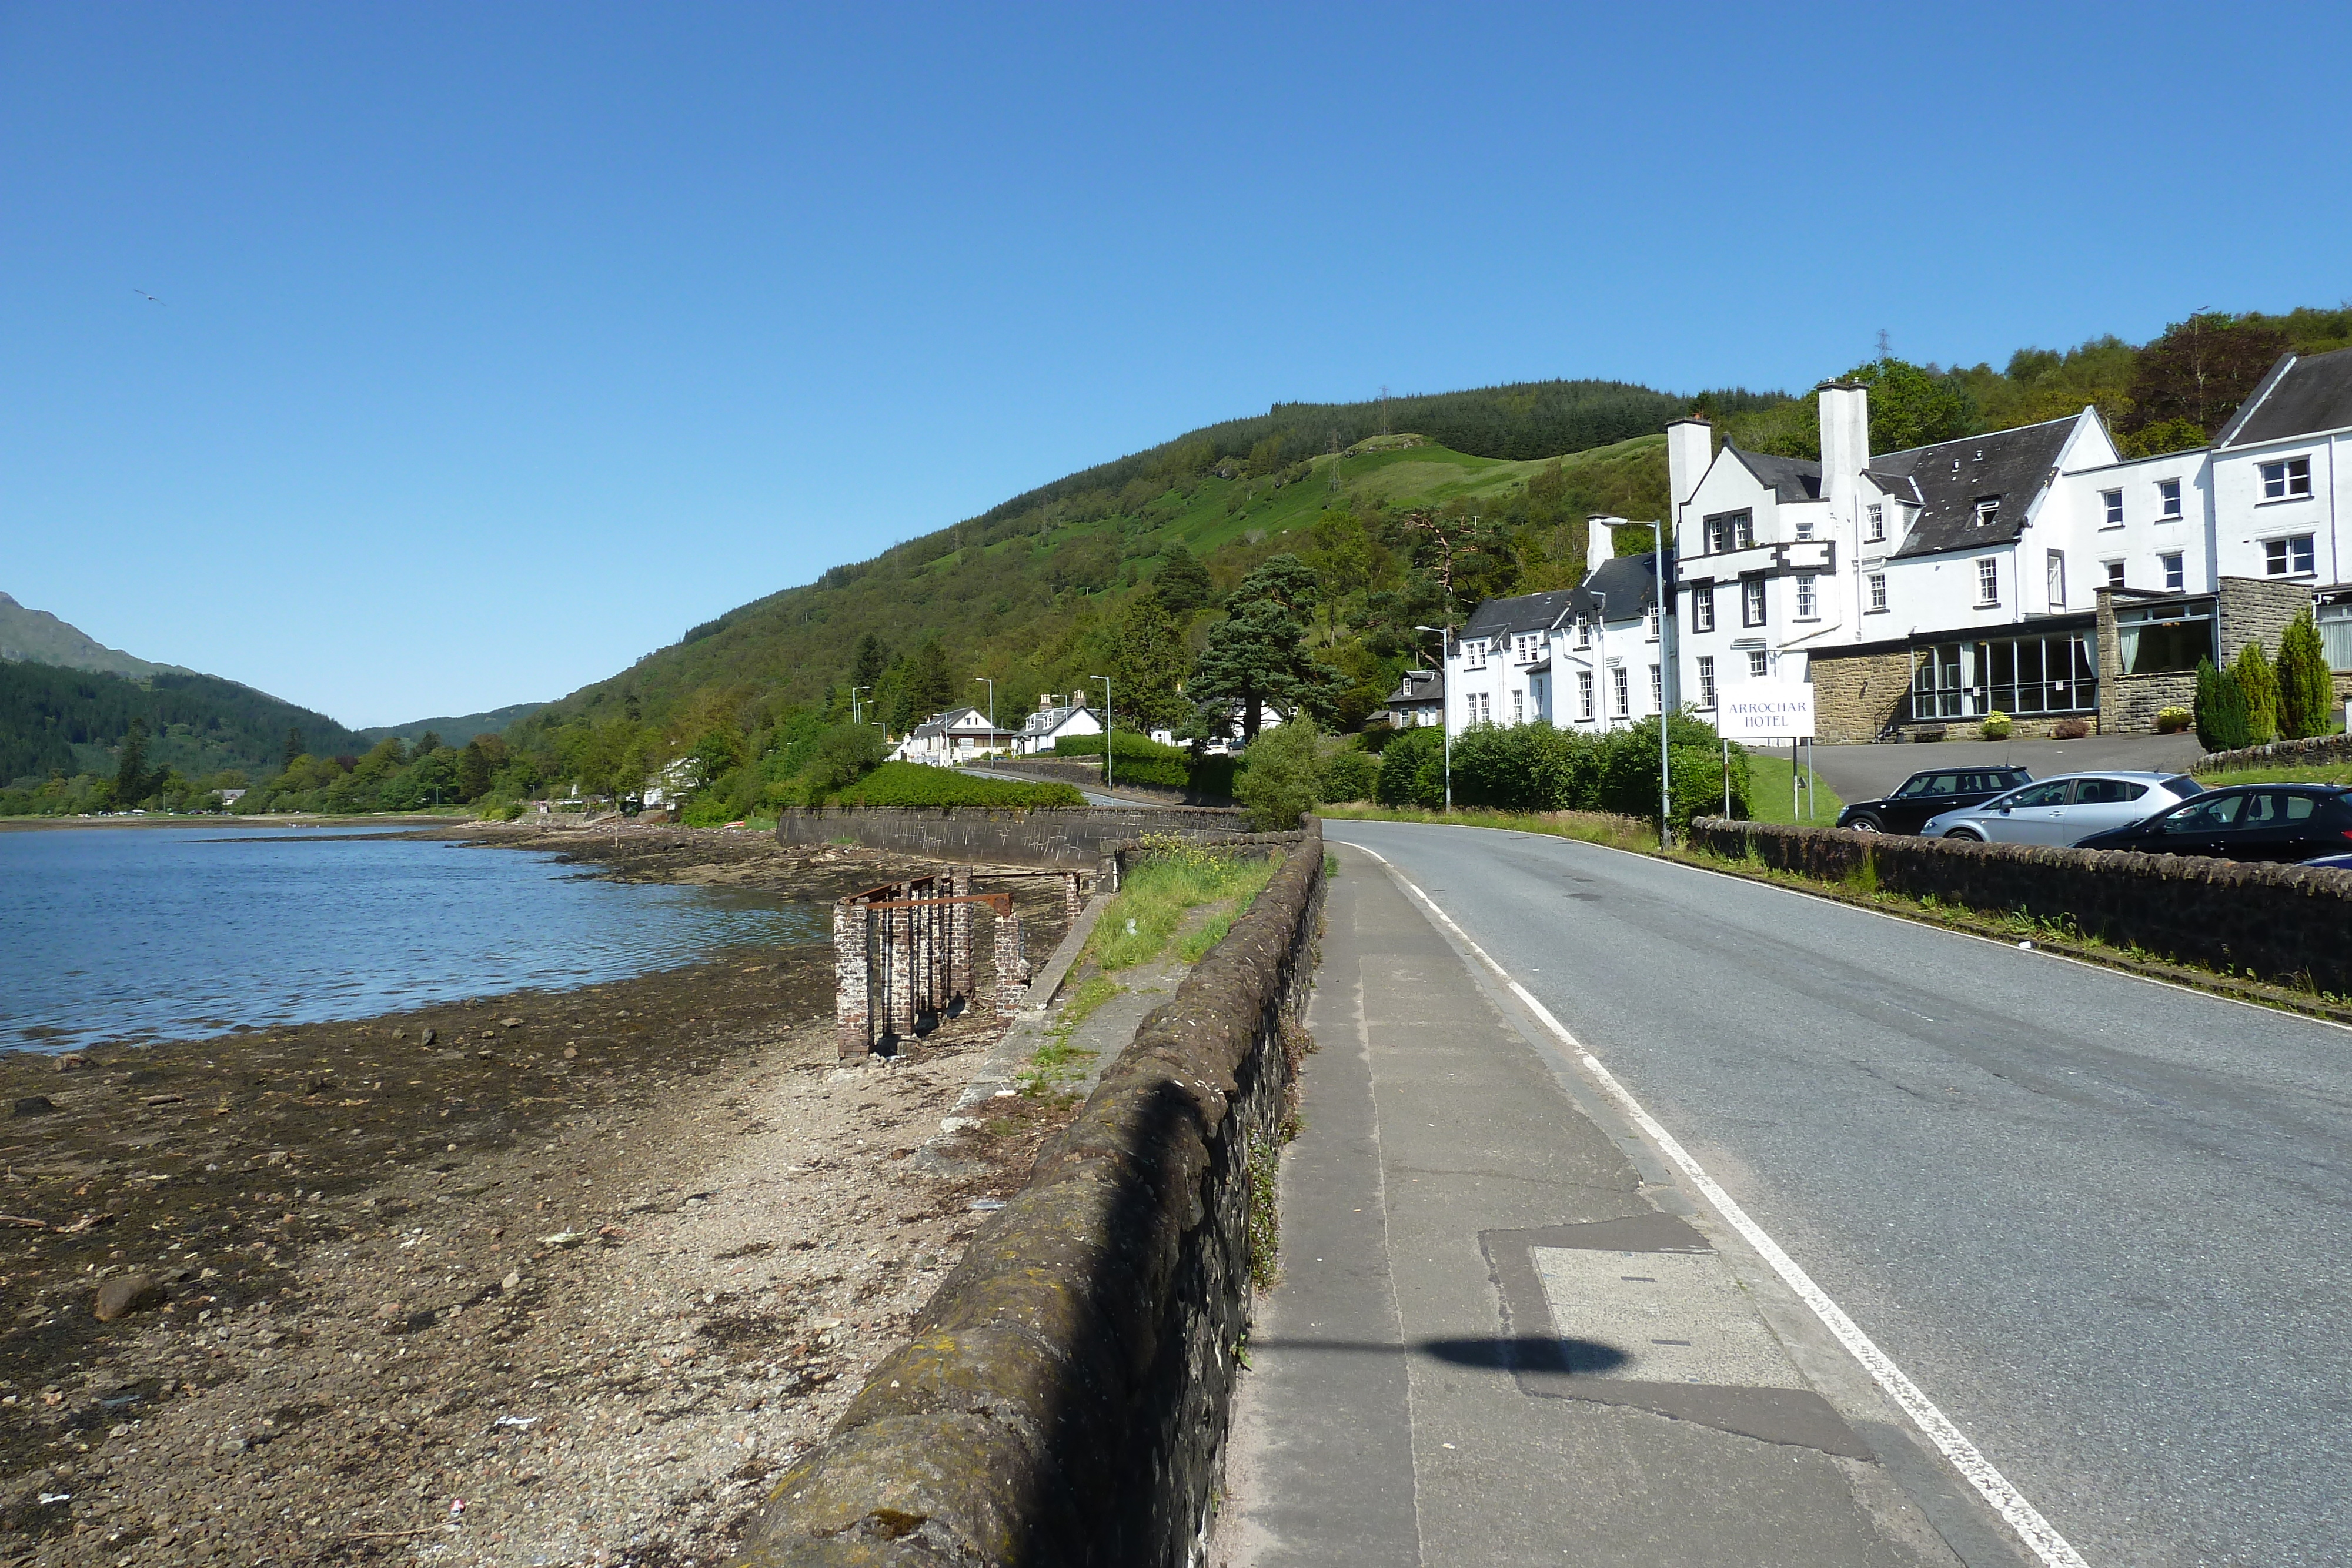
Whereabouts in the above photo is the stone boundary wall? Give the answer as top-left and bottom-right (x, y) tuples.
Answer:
(774, 805), (1248, 868)
(1685, 817), (2352, 995)
(2193, 731), (2352, 774)
(733, 823), (1327, 1567)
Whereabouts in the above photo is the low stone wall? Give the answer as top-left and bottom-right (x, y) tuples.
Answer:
(2194, 731), (2352, 774)
(1685, 818), (2352, 994)
(775, 805), (1248, 868)
(733, 825), (1325, 1567)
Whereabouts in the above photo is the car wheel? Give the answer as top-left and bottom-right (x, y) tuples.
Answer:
(1943, 828), (1983, 841)
(1849, 814), (1883, 833)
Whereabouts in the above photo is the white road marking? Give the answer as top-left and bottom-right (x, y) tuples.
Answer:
(1341, 837), (2092, 1568)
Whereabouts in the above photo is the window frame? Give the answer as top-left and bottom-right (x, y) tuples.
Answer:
(1690, 584), (1715, 633)
(2160, 551), (2185, 592)
(1696, 654), (1717, 709)
(2261, 456), (2314, 500)
(2157, 478), (2183, 519)
(1576, 670), (1593, 720)
(1741, 577), (1766, 627)
(1795, 572), (1818, 619)
(1865, 503), (1886, 543)
(1746, 648), (1769, 678)
(1648, 663), (1662, 713)
(2264, 534), (2317, 577)
(1610, 666), (1629, 718)
(2103, 559), (2126, 589)
(2101, 489), (2124, 527)
(1976, 556), (2000, 606)
(1867, 571), (1887, 611)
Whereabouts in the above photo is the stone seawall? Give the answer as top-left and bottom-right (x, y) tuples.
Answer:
(1685, 818), (2352, 994)
(731, 824), (1325, 1567)
(776, 805), (1248, 868)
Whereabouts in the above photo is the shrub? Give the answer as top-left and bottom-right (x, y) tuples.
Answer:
(806, 723), (890, 793)
(2154, 706), (2192, 734)
(1980, 711), (2013, 740)
(2194, 657), (2251, 751)
(2051, 717), (2091, 740)
(1374, 726), (1446, 807)
(2232, 639), (2280, 745)
(1053, 731), (1191, 788)
(1321, 748), (1379, 803)
(2276, 609), (2335, 740)
(830, 761), (1084, 808)
(1234, 718), (1323, 831)
(1596, 714), (1748, 827)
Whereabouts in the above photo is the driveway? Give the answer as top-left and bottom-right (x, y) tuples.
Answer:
(1808, 733), (2204, 804)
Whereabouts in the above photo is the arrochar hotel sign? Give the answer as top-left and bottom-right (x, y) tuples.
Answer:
(1719, 681), (1815, 740)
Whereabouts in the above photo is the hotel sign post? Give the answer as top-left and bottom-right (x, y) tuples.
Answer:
(1718, 681), (1818, 820)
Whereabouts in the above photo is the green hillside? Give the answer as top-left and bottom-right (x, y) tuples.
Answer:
(0, 659), (366, 790)
(356, 701), (546, 748)
(0, 591), (186, 680)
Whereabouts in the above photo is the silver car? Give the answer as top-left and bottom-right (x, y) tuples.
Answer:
(1923, 772), (2205, 847)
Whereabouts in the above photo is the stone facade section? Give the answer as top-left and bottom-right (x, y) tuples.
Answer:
(1804, 647), (1915, 743)
(832, 900), (871, 1061)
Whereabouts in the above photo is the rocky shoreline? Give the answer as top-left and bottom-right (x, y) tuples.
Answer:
(1, 824), (1080, 1566)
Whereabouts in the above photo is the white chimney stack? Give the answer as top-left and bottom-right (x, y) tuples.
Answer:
(1666, 418), (1712, 510)
(1818, 380), (1870, 514)
(1586, 516), (1621, 577)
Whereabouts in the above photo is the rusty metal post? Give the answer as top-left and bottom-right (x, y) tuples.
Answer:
(994, 909), (1027, 1017)
(833, 897), (871, 1060)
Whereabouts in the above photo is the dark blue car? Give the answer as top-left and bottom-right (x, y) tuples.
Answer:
(2074, 784), (2352, 863)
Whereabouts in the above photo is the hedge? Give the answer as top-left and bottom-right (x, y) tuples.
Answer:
(830, 762), (1086, 809)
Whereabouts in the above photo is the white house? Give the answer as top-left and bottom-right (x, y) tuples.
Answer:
(1441, 519), (1673, 735)
(1373, 668), (1445, 730)
(1663, 352), (2352, 740)
(896, 706), (1023, 766)
(1013, 695), (1103, 756)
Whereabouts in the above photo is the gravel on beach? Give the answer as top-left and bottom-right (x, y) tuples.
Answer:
(1, 825), (1081, 1566)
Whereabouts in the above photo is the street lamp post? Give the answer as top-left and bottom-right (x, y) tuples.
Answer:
(1413, 626), (1452, 812)
(971, 677), (995, 731)
(1655, 533), (1673, 848)
(1090, 676), (1113, 790)
(851, 686), (872, 727)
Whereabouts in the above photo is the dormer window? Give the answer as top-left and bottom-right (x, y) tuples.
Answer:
(1974, 497), (2000, 528)
(1795, 516), (1814, 540)
(1575, 618), (1591, 649)
(1865, 504), (1886, 543)
(1644, 606), (1661, 641)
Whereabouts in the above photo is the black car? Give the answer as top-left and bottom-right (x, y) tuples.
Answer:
(1837, 765), (2033, 835)
(2074, 784), (2352, 862)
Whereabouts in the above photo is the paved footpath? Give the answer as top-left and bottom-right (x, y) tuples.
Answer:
(1215, 842), (2046, 1568)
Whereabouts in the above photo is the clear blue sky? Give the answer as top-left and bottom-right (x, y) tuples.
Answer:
(5, 2), (2347, 727)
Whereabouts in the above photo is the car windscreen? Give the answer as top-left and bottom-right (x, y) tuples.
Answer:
(2164, 775), (2204, 795)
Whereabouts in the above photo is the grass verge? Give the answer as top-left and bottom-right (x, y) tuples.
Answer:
(1743, 751), (1846, 825)
(2195, 761), (2352, 787)
(1089, 842), (1281, 972)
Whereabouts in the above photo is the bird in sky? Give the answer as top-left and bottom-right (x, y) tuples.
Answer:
(132, 289), (164, 305)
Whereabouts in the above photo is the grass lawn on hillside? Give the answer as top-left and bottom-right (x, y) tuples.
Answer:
(2196, 761), (2352, 788)
(1742, 751), (1846, 825)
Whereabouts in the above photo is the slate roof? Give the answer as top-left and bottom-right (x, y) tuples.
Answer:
(1872, 415), (2079, 560)
(1729, 449), (1823, 503)
(1458, 551), (1673, 638)
(1385, 668), (1444, 706)
(908, 706), (996, 740)
(1017, 703), (1093, 738)
(2217, 347), (2352, 446)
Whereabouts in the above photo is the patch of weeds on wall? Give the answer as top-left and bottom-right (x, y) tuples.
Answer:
(1245, 1134), (1282, 1292)
(1016, 975), (1120, 1096)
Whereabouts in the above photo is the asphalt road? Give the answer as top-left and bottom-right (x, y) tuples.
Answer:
(1810, 734), (2206, 805)
(1322, 818), (2351, 1568)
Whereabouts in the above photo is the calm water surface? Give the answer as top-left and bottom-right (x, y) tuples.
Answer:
(1, 825), (824, 1052)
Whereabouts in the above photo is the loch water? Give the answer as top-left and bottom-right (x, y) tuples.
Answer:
(0, 825), (824, 1053)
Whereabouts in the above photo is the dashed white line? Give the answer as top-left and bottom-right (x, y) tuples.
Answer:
(1341, 837), (2092, 1568)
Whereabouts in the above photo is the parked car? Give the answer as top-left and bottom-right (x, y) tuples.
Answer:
(2074, 784), (2352, 862)
(1836, 766), (2032, 835)
(2303, 851), (2352, 871)
(1924, 773), (2204, 847)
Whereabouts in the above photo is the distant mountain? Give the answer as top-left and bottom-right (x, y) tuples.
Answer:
(0, 658), (367, 786)
(0, 591), (188, 679)
(356, 702), (546, 748)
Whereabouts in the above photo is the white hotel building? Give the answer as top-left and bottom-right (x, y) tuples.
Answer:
(1434, 346), (2352, 743)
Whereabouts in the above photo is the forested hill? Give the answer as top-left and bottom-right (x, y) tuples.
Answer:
(0, 659), (365, 787)
(356, 702), (546, 748)
(524, 377), (1776, 739)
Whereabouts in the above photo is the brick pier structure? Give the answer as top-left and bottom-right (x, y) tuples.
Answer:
(833, 871), (1027, 1058)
